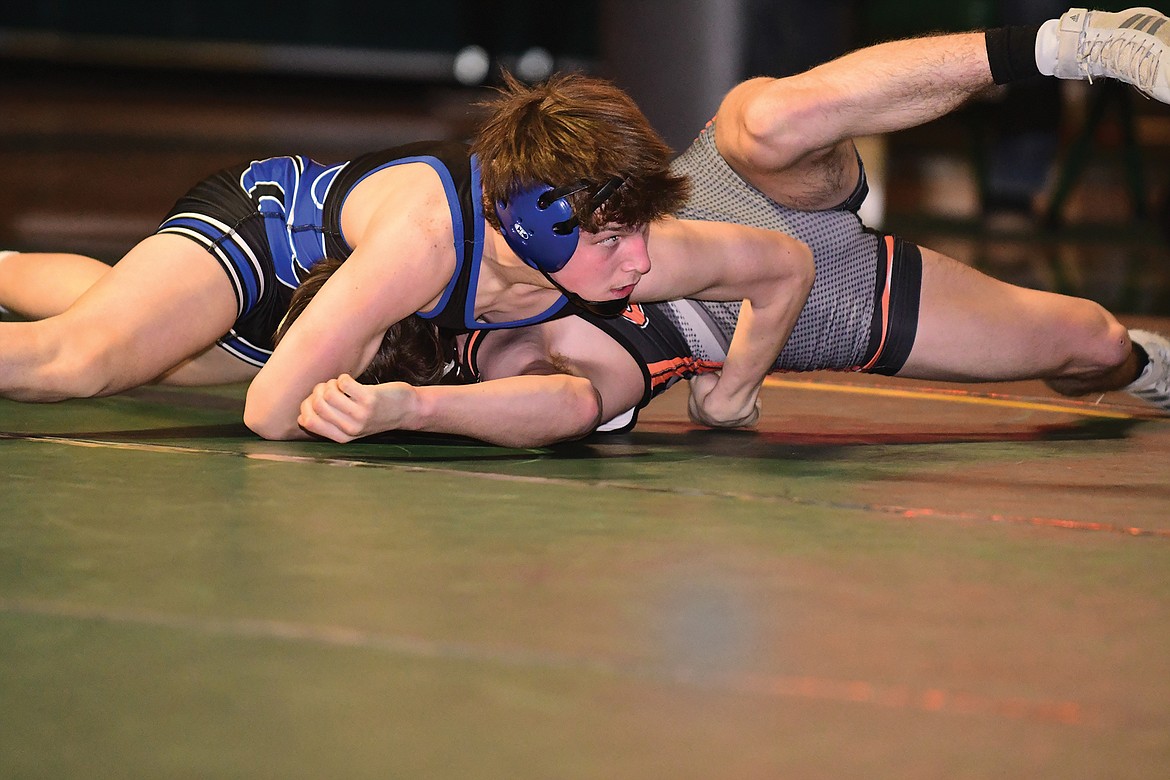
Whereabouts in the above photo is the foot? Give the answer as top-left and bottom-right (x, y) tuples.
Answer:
(1038, 7), (1170, 102)
(1125, 329), (1170, 410)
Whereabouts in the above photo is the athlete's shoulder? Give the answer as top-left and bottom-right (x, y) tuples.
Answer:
(342, 140), (471, 177)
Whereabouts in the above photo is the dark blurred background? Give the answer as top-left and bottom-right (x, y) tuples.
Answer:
(2, 0), (1169, 313)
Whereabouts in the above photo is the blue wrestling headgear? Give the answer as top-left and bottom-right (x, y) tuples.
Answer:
(496, 176), (625, 273)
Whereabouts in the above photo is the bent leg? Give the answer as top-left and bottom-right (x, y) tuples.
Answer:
(157, 345), (260, 386)
(0, 249), (255, 386)
(898, 247), (1138, 393)
(0, 251), (111, 319)
(0, 234), (241, 401)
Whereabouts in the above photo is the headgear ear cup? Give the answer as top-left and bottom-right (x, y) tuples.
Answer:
(496, 182), (586, 272)
(496, 176), (626, 273)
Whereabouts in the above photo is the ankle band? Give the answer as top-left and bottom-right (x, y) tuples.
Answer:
(985, 25), (1043, 84)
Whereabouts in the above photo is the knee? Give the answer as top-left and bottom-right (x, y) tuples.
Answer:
(36, 332), (129, 400)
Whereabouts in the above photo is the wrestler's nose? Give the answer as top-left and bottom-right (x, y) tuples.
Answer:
(622, 233), (651, 275)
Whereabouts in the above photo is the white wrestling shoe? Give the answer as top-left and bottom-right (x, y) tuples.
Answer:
(1125, 329), (1170, 410)
(1038, 7), (1170, 102)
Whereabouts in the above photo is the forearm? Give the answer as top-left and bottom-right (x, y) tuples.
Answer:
(246, 316), (389, 440)
(636, 220), (814, 408)
(403, 374), (603, 447)
(711, 253), (814, 409)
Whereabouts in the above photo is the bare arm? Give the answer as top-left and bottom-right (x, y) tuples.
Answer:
(633, 218), (814, 426)
(298, 318), (647, 448)
(244, 167), (456, 440)
(298, 372), (602, 448)
(718, 32), (993, 207)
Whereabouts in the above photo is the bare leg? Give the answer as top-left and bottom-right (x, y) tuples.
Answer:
(0, 249), (257, 387)
(157, 346), (259, 386)
(899, 247), (1136, 394)
(0, 234), (244, 401)
(0, 252), (111, 319)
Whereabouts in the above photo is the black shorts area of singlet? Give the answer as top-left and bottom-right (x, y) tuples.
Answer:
(158, 166), (293, 364)
(861, 235), (922, 376)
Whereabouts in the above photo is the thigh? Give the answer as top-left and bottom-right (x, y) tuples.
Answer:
(0, 252), (111, 319)
(157, 344), (261, 386)
(899, 247), (1125, 382)
(50, 233), (242, 390)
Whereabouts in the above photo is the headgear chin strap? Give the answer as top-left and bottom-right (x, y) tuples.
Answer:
(496, 176), (625, 273)
(543, 274), (631, 319)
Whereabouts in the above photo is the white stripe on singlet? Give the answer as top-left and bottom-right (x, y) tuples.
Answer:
(161, 211), (267, 309)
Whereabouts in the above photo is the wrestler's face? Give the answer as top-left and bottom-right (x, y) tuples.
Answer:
(549, 223), (650, 303)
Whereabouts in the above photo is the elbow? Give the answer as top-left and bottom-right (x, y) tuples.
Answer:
(244, 409), (300, 441)
(542, 375), (604, 446)
(565, 376), (605, 441)
(243, 391), (302, 441)
(495, 375), (602, 448)
(764, 237), (815, 296)
(539, 375), (602, 445)
(792, 241), (815, 295)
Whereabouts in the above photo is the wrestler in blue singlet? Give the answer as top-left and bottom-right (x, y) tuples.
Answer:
(157, 140), (571, 367)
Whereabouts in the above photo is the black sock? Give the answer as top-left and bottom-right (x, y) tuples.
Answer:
(1132, 341), (1151, 378)
(985, 25), (1043, 85)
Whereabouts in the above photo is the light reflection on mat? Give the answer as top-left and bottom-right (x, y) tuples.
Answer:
(763, 377), (1151, 420)
(0, 596), (1084, 726)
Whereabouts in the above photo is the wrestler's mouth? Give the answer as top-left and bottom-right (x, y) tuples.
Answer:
(611, 283), (637, 298)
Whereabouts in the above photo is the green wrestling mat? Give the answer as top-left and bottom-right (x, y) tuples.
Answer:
(3, 372), (1170, 779)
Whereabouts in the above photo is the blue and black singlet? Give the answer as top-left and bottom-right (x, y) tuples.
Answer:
(157, 140), (570, 366)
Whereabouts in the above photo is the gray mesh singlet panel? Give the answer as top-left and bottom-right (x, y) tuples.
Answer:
(669, 125), (881, 371)
(650, 298), (734, 360)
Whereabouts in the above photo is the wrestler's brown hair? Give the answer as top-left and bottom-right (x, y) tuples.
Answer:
(275, 258), (454, 387)
(473, 70), (690, 232)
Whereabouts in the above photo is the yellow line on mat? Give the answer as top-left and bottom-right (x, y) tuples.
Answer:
(762, 378), (1136, 419)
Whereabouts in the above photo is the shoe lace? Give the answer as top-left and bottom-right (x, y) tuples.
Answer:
(1148, 359), (1170, 395)
(1078, 33), (1160, 97)
(1135, 345), (1170, 398)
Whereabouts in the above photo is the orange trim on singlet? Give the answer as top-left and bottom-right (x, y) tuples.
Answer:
(646, 356), (724, 390)
(461, 330), (488, 380)
(622, 303), (649, 327)
(855, 234), (896, 372)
